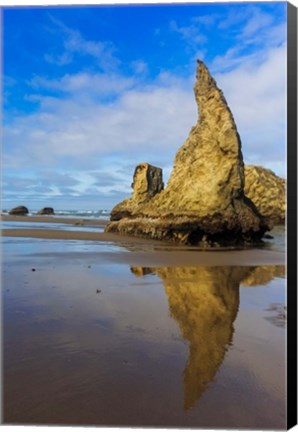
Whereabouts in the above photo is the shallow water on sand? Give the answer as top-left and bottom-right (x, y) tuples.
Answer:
(1, 220), (105, 233)
(2, 236), (286, 428)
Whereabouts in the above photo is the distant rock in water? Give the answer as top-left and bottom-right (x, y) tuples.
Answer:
(244, 166), (285, 225)
(9, 205), (29, 215)
(37, 207), (55, 215)
(111, 162), (164, 221)
(106, 60), (268, 246)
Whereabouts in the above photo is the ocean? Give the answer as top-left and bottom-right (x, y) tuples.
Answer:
(1, 209), (111, 219)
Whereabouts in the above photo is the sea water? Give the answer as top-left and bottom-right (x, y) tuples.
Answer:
(1, 209), (111, 219)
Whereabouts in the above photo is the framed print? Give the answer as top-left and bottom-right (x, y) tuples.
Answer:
(1, 0), (297, 430)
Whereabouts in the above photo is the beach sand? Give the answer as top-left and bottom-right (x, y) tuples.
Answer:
(1, 214), (108, 225)
(1, 215), (286, 428)
(1, 214), (285, 266)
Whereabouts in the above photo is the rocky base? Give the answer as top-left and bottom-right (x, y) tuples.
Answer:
(106, 214), (267, 247)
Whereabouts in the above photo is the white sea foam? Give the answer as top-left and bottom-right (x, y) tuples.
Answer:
(28, 209), (111, 219)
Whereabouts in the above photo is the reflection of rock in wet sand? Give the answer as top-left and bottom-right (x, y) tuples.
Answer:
(131, 265), (285, 411)
(241, 265), (285, 286)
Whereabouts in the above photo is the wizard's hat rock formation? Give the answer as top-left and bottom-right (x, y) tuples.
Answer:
(106, 60), (268, 246)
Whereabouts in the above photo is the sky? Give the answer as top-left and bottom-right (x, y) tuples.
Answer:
(2, 1), (287, 211)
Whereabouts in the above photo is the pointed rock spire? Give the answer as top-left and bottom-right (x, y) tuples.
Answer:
(106, 61), (268, 246)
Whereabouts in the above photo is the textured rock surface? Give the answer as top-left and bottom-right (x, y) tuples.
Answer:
(244, 166), (286, 225)
(9, 205), (29, 215)
(37, 207), (55, 215)
(106, 61), (268, 246)
(110, 163), (164, 221)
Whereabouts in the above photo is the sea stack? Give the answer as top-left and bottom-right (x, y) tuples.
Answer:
(106, 60), (268, 246)
(9, 205), (29, 215)
(37, 207), (55, 215)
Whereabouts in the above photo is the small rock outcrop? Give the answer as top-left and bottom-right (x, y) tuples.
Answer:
(9, 205), (29, 215)
(106, 60), (268, 246)
(110, 163), (164, 221)
(244, 166), (285, 225)
(37, 207), (55, 215)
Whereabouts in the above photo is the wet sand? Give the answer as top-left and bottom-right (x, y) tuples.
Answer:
(1, 214), (108, 226)
(1, 216), (286, 428)
(1, 215), (285, 266)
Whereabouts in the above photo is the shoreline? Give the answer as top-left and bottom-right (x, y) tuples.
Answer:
(2, 228), (285, 266)
(1, 214), (108, 226)
(1, 213), (286, 266)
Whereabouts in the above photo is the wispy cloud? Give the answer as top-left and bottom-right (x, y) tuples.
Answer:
(4, 38), (286, 185)
(3, 167), (134, 208)
(170, 19), (207, 46)
(240, 7), (274, 38)
(28, 72), (135, 99)
(44, 15), (119, 70)
(215, 43), (286, 174)
(4, 77), (196, 170)
(192, 14), (220, 27)
(168, 4), (286, 73)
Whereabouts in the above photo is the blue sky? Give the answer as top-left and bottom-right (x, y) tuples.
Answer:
(2, 2), (287, 211)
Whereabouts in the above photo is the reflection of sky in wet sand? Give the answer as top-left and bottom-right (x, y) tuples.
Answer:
(2, 238), (286, 428)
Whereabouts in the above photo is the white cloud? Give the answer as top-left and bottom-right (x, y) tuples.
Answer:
(131, 60), (149, 75)
(44, 52), (73, 67)
(4, 73), (196, 172)
(28, 72), (135, 97)
(4, 40), (287, 186)
(170, 19), (207, 47)
(211, 14), (286, 74)
(241, 8), (274, 38)
(192, 14), (220, 27)
(45, 15), (119, 70)
(215, 42), (286, 175)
